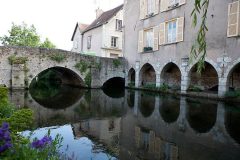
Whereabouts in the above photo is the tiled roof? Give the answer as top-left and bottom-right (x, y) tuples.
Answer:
(83, 4), (123, 33)
(71, 23), (89, 41)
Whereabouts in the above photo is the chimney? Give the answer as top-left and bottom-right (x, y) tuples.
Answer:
(96, 8), (103, 18)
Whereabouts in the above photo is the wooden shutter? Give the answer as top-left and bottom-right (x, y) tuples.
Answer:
(135, 127), (141, 148)
(154, 0), (160, 15)
(179, 0), (186, 6)
(177, 17), (185, 42)
(140, 0), (145, 19)
(227, 1), (239, 37)
(153, 26), (159, 51)
(160, 0), (169, 12)
(149, 131), (155, 153)
(159, 22), (166, 45)
(138, 30), (144, 52)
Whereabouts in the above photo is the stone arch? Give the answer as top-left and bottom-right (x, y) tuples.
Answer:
(127, 68), (136, 86)
(188, 61), (219, 92)
(139, 63), (156, 87)
(160, 62), (182, 90)
(225, 60), (240, 91)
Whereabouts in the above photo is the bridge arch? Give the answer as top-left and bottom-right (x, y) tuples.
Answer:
(139, 63), (156, 87)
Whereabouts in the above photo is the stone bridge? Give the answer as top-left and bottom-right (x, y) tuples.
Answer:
(0, 46), (126, 89)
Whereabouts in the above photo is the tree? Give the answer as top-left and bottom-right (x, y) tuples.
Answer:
(40, 38), (56, 49)
(0, 22), (56, 49)
(191, 0), (210, 73)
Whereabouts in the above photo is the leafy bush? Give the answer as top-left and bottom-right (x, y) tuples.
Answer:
(75, 61), (89, 74)
(113, 59), (121, 68)
(143, 47), (153, 52)
(159, 83), (169, 92)
(49, 53), (66, 63)
(84, 72), (92, 87)
(8, 55), (28, 65)
(188, 85), (203, 92)
(225, 90), (240, 98)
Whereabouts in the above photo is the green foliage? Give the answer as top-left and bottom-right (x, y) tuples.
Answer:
(40, 38), (56, 49)
(190, 0), (209, 73)
(84, 71), (92, 87)
(188, 85), (203, 92)
(49, 53), (66, 63)
(143, 83), (157, 89)
(8, 55), (28, 64)
(0, 22), (56, 48)
(159, 83), (169, 92)
(128, 82), (135, 88)
(225, 90), (240, 98)
(75, 61), (89, 73)
(113, 59), (121, 68)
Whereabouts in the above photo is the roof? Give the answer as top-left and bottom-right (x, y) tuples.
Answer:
(71, 23), (89, 41)
(82, 4), (123, 33)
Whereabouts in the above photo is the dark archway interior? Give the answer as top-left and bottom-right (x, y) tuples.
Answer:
(189, 62), (218, 92)
(225, 104), (240, 144)
(159, 96), (180, 123)
(128, 68), (136, 85)
(187, 99), (217, 133)
(127, 90), (135, 108)
(139, 92), (155, 117)
(102, 77), (125, 98)
(140, 64), (156, 87)
(228, 63), (240, 91)
(161, 63), (181, 90)
(29, 67), (85, 109)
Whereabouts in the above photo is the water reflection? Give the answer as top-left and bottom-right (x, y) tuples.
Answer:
(159, 96), (180, 124)
(9, 89), (240, 160)
(186, 98), (217, 133)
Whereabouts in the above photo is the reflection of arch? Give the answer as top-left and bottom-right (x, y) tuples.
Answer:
(139, 92), (155, 118)
(226, 63), (240, 91)
(128, 68), (136, 85)
(225, 105), (240, 144)
(159, 96), (180, 124)
(160, 62), (181, 90)
(139, 63), (156, 87)
(188, 61), (219, 92)
(102, 77), (125, 98)
(186, 99), (217, 133)
(127, 90), (135, 108)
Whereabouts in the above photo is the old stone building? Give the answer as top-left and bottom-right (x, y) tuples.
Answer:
(71, 4), (124, 58)
(124, 0), (240, 97)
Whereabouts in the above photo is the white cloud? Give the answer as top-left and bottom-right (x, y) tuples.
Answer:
(0, 0), (123, 50)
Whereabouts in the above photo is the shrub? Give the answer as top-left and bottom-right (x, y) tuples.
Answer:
(75, 61), (89, 74)
(8, 55), (28, 65)
(49, 53), (66, 63)
(225, 90), (240, 98)
(113, 59), (121, 68)
(159, 83), (169, 92)
(84, 72), (92, 87)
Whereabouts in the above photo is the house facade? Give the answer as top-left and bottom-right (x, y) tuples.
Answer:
(124, 0), (240, 97)
(71, 5), (124, 58)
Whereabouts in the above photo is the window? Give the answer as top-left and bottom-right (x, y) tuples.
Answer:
(147, 0), (155, 15)
(167, 20), (177, 43)
(116, 19), (122, 31)
(145, 29), (154, 50)
(87, 36), (91, 49)
(111, 36), (118, 48)
(160, 0), (186, 12)
(227, 1), (240, 37)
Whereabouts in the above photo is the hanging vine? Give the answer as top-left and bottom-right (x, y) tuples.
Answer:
(190, 0), (210, 73)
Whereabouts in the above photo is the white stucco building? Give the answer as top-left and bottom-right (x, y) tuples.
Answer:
(71, 4), (124, 58)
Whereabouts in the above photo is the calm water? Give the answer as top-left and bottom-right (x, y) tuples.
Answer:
(9, 85), (240, 160)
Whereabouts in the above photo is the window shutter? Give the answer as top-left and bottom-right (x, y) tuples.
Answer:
(179, 0), (186, 6)
(159, 22), (166, 45)
(135, 127), (141, 148)
(227, 1), (239, 37)
(160, 0), (169, 12)
(154, 0), (160, 15)
(177, 17), (185, 42)
(140, 0), (145, 19)
(153, 26), (159, 51)
(138, 30), (144, 52)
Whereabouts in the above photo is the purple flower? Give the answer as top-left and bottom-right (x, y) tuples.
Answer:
(31, 136), (52, 149)
(0, 122), (12, 153)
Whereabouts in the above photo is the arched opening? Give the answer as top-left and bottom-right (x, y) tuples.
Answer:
(225, 104), (240, 144)
(102, 77), (125, 98)
(139, 92), (155, 118)
(227, 63), (240, 91)
(160, 63), (181, 90)
(139, 63), (156, 88)
(189, 62), (218, 92)
(187, 99), (217, 133)
(29, 67), (85, 109)
(128, 68), (136, 87)
(159, 96), (180, 124)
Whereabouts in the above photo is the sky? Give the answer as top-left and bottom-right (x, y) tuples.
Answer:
(0, 0), (123, 50)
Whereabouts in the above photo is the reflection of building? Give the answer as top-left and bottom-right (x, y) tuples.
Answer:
(72, 118), (121, 155)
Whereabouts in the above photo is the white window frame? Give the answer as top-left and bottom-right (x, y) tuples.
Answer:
(87, 36), (91, 49)
(147, 0), (155, 15)
(145, 29), (154, 48)
(116, 19), (122, 31)
(169, 0), (179, 6)
(111, 36), (118, 48)
(167, 20), (177, 43)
